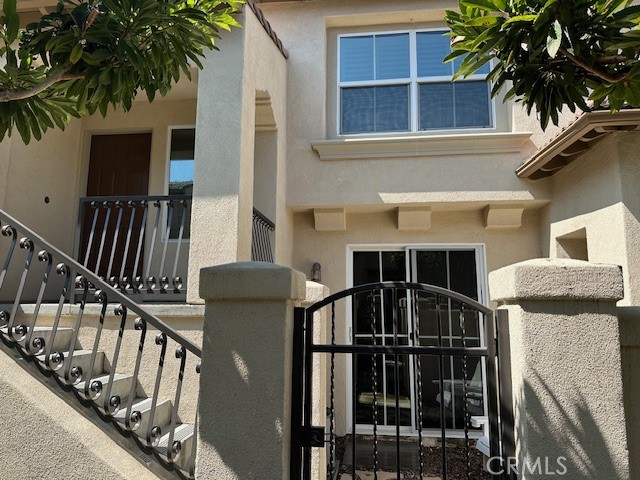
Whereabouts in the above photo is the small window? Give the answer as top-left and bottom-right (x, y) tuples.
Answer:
(168, 128), (195, 239)
(338, 30), (493, 135)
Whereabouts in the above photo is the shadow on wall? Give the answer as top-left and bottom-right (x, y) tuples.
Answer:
(516, 371), (624, 480)
(197, 305), (289, 479)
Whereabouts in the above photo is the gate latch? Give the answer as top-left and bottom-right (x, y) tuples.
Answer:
(301, 426), (325, 448)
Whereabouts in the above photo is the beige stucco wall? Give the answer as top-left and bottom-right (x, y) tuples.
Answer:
(0, 344), (162, 480)
(292, 208), (543, 435)
(188, 7), (290, 302)
(0, 98), (196, 256)
(260, 0), (551, 211)
(544, 131), (640, 305)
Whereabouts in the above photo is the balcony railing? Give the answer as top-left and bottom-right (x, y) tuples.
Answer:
(251, 208), (275, 263)
(76, 196), (191, 300)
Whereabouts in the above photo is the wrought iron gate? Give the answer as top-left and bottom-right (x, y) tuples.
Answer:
(290, 282), (514, 480)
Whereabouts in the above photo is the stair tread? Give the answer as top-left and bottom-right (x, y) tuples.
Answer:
(113, 397), (170, 420)
(157, 423), (195, 446)
(36, 349), (96, 361)
(75, 372), (131, 389)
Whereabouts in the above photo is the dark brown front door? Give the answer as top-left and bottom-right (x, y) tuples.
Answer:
(81, 133), (152, 280)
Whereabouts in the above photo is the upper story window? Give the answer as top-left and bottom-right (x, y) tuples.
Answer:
(338, 30), (492, 135)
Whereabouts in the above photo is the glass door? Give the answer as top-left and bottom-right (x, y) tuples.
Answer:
(408, 248), (486, 432)
(351, 246), (487, 435)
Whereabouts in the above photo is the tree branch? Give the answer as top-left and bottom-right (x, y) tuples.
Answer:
(559, 46), (625, 83)
(0, 65), (83, 102)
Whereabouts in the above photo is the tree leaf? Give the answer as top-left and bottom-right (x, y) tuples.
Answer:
(546, 20), (562, 58)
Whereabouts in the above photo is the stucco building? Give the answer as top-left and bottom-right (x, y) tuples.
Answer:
(1, 0), (640, 477)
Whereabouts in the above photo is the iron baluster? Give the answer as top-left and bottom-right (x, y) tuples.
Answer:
(43, 263), (71, 372)
(166, 345), (187, 463)
(158, 200), (174, 292)
(7, 237), (35, 343)
(144, 200), (162, 292)
(118, 201), (137, 290)
(459, 303), (471, 480)
(350, 298), (356, 480)
(94, 202), (112, 276)
(106, 201), (124, 284)
(82, 290), (109, 401)
(102, 304), (128, 415)
(0, 224), (17, 293)
(436, 295), (448, 480)
(23, 250), (53, 355)
(392, 288), (401, 479)
(124, 317), (147, 431)
(171, 200), (188, 292)
(82, 202), (100, 268)
(146, 332), (168, 447)
(131, 200), (148, 292)
(369, 292), (379, 478)
(412, 290), (425, 478)
(63, 276), (89, 385)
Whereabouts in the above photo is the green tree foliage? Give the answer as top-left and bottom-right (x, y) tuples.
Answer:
(445, 0), (640, 129)
(0, 0), (242, 143)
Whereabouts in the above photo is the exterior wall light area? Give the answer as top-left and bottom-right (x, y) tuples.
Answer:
(311, 262), (321, 282)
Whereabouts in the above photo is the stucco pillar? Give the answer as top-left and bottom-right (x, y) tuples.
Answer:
(197, 261), (306, 479)
(490, 259), (628, 479)
(302, 281), (329, 480)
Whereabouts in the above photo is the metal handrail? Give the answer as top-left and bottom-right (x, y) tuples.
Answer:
(2, 209), (201, 356)
(0, 208), (201, 477)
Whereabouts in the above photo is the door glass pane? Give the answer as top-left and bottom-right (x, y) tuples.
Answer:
(340, 35), (374, 82)
(168, 128), (194, 239)
(375, 33), (410, 80)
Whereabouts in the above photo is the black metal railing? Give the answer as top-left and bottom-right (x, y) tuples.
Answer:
(251, 208), (274, 263)
(0, 209), (200, 478)
(291, 282), (514, 480)
(76, 195), (191, 299)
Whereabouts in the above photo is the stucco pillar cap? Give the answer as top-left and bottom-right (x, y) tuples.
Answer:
(200, 261), (307, 301)
(489, 258), (623, 302)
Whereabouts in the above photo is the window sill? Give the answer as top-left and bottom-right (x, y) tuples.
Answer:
(311, 132), (532, 161)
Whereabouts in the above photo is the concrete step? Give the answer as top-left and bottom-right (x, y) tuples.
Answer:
(156, 423), (195, 471)
(0, 325), (75, 353)
(75, 373), (135, 405)
(114, 397), (173, 435)
(37, 350), (105, 377)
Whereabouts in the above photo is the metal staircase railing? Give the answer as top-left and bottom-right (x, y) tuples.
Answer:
(0, 209), (201, 478)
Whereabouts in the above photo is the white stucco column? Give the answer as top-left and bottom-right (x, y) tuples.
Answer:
(196, 262), (306, 479)
(490, 259), (629, 479)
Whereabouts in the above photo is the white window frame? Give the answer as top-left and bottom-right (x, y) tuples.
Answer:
(345, 243), (489, 438)
(337, 28), (496, 136)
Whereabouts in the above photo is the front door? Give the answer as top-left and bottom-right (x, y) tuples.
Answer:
(351, 246), (487, 435)
(80, 133), (152, 278)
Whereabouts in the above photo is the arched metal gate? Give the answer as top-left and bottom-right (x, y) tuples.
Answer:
(290, 282), (515, 480)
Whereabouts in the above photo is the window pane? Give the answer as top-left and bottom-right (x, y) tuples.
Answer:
(454, 81), (492, 128)
(342, 86), (409, 134)
(375, 33), (410, 80)
(341, 87), (375, 133)
(375, 85), (409, 132)
(169, 128), (195, 239)
(340, 35), (374, 82)
(419, 83), (454, 130)
(417, 31), (452, 77)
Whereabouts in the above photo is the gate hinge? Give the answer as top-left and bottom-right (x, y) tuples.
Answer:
(301, 426), (325, 448)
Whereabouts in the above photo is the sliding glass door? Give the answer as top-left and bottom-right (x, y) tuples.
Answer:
(351, 246), (487, 435)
